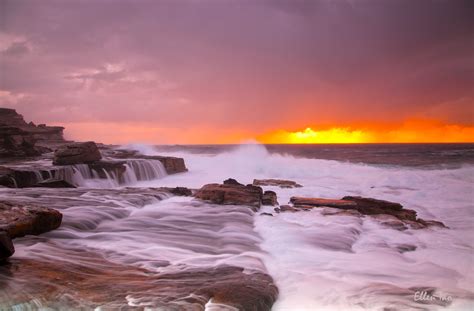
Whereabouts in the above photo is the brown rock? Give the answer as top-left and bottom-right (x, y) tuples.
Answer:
(262, 190), (279, 206)
(194, 181), (263, 210)
(0, 201), (62, 238)
(53, 141), (102, 165)
(290, 197), (357, 209)
(253, 179), (302, 188)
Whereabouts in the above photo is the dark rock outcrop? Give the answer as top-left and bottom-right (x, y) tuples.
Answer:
(194, 180), (264, 211)
(53, 141), (102, 165)
(253, 179), (302, 188)
(262, 190), (279, 206)
(0, 108), (64, 157)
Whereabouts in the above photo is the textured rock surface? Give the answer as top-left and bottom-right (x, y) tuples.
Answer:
(53, 141), (102, 165)
(195, 181), (264, 210)
(0, 256), (278, 310)
(253, 179), (302, 188)
(0, 201), (62, 238)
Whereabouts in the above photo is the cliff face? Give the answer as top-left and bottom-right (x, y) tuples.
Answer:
(0, 108), (65, 157)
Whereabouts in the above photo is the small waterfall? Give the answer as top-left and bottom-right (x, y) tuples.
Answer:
(123, 159), (168, 184)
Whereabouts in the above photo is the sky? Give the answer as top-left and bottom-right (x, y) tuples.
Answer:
(1, 0), (473, 144)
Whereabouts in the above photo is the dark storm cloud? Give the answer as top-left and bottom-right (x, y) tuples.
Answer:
(0, 0), (472, 130)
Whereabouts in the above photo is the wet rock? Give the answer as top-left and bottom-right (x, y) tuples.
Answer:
(262, 190), (278, 206)
(0, 231), (14, 262)
(253, 179), (302, 188)
(194, 180), (263, 211)
(34, 178), (76, 188)
(290, 197), (357, 209)
(162, 186), (193, 196)
(0, 201), (62, 238)
(292, 195), (446, 229)
(0, 255), (278, 310)
(53, 141), (102, 165)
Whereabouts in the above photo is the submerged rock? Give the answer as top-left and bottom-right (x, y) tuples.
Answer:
(53, 141), (102, 165)
(194, 180), (264, 210)
(0, 201), (62, 239)
(253, 178), (302, 188)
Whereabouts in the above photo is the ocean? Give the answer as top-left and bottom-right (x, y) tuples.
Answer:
(1, 143), (473, 310)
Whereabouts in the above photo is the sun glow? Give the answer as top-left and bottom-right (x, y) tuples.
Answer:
(259, 121), (474, 144)
(263, 127), (370, 144)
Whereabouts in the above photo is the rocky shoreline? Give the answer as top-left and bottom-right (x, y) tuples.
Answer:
(0, 108), (450, 310)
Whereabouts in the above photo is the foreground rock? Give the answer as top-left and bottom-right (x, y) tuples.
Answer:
(195, 179), (267, 211)
(0, 255), (278, 310)
(0, 201), (62, 238)
(0, 201), (62, 261)
(253, 179), (302, 188)
(0, 108), (64, 157)
(290, 195), (446, 229)
(53, 141), (102, 165)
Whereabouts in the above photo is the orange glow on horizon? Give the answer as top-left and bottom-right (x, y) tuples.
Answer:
(57, 119), (474, 144)
(258, 120), (474, 144)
